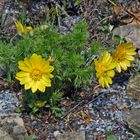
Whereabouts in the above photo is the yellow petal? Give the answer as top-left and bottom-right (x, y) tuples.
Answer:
(18, 60), (32, 72)
(124, 60), (131, 67)
(15, 20), (24, 33)
(24, 82), (32, 90)
(104, 79), (109, 88)
(107, 63), (116, 70)
(31, 81), (38, 93)
(18, 65), (32, 72)
(30, 53), (43, 67)
(42, 75), (51, 86)
(24, 58), (33, 69)
(106, 77), (112, 84)
(126, 51), (136, 55)
(107, 57), (113, 65)
(126, 55), (135, 61)
(16, 71), (29, 78)
(120, 62), (127, 70)
(49, 74), (54, 78)
(125, 43), (134, 49)
(107, 70), (115, 77)
(103, 52), (111, 63)
(96, 73), (100, 78)
(38, 82), (46, 92)
(94, 59), (98, 66)
(24, 26), (32, 33)
(16, 76), (31, 85)
(116, 64), (121, 73)
(42, 65), (54, 73)
(99, 77), (105, 88)
(26, 80), (34, 90)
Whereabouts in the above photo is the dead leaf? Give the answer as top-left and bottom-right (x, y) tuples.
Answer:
(127, 7), (140, 25)
(113, 6), (140, 25)
(60, 98), (72, 107)
(93, 85), (101, 92)
(96, 133), (104, 140)
(67, 124), (74, 131)
(79, 92), (85, 97)
(76, 110), (93, 124)
(65, 113), (72, 122)
(114, 5), (123, 15)
(25, 125), (33, 134)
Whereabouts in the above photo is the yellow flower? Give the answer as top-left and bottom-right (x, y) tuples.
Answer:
(112, 43), (136, 73)
(35, 100), (46, 108)
(14, 20), (32, 35)
(94, 51), (116, 88)
(16, 54), (54, 93)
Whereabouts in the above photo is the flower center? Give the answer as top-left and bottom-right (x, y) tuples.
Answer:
(118, 53), (125, 61)
(30, 68), (42, 81)
(115, 49), (126, 62)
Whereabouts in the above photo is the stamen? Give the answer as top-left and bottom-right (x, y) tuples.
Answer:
(30, 68), (42, 81)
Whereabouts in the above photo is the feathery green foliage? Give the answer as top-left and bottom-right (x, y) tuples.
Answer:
(0, 21), (101, 115)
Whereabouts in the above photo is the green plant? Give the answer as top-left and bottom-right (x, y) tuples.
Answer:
(20, 133), (36, 140)
(113, 35), (127, 45)
(106, 130), (139, 140)
(129, 136), (139, 140)
(46, 92), (65, 117)
(0, 42), (18, 83)
(21, 91), (65, 116)
(0, 21), (101, 115)
(107, 135), (118, 140)
(105, 130), (118, 140)
(15, 21), (95, 91)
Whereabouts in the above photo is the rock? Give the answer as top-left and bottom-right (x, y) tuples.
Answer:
(0, 0), (7, 14)
(0, 128), (13, 140)
(126, 75), (140, 103)
(113, 24), (140, 48)
(0, 114), (27, 140)
(125, 108), (140, 136)
(54, 130), (61, 137)
(55, 131), (85, 140)
(125, 73), (140, 136)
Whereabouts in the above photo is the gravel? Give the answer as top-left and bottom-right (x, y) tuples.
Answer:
(0, 90), (19, 115)
(21, 82), (140, 140)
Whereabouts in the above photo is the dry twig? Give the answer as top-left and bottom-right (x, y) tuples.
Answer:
(50, 0), (70, 18)
(107, 0), (139, 22)
(62, 90), (109, 119)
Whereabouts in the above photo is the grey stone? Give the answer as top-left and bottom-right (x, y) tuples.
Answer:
(55, 131), (85, 140)
(126, 75), (140, 103)
(0, 128), (13, 140)
(125, 108), (140, 136)
(0, 0), (7, 14)
(0, 114), (27, 140)
(113, 24), (140, 48)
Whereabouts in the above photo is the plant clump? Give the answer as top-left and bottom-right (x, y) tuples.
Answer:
(11, 21), (95, 115)
(0, 19), (137, 115)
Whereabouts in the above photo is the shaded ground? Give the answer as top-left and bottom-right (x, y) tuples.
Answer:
(22, 83), (138, 140)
